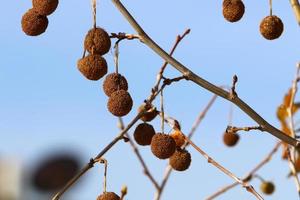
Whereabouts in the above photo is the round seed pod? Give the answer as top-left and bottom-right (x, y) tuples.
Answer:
(32, 0), (59, 16)
(103, 73), (128, 97)
(169, 148), (191, 171)
(170, 130), (185, 147)
(21, 9), (48, 36)
(133, 123), (155, 146)
(97, 192), (120, 200)
(77, 54), (108, 81)
(138, 104), (158, 122)
(260, 15), (284, 40)
(151, 133), (176, 159)
(84, 28), (111, 55)
(222, 0), (245, 22)
(223, 132), (239, 147)
(260, 182), (275, 195)
(107, 90), (133, 117)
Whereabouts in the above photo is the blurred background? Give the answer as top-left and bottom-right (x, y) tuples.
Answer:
(1, 0), (300, 199)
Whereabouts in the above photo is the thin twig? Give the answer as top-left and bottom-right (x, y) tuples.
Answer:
(118, 117), (160, 190)
(206, 142), (281, 199)
(286, 63), (300, 196)
(290, 0), (300, 25)
(152, 29), (191, 95)
(184, 135), (263, 200)
(229, 75), (238, 100)
(226, 125), (264, 133)
(206, 182), (239, 200)
(111, 0), (300, 148)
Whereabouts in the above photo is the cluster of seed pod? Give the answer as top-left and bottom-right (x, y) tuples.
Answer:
(222, 0), (284, 40)
(77, 27), (133, 117)
(133, 108), (191, 171)
(21, 0), (59, 36)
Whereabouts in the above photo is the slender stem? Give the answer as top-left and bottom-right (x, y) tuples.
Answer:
(206, 182), (239, 200)
(118, 117), (160, 190)
(184, 136), (263, 200)
(269, 0), (273, 16)
(287, 63), (300, 196)
(206, 142), (281, 200)
(290, 0), (300, 25)
(111, 0), (300, 148)
(92, 0), (97, 28)
(160, 90), (165, 134)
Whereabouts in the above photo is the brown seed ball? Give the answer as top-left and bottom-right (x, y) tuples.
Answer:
(107, 90), (133, 117)
(169, 148), (191, 171)
(260, 15), (284, 40)
(103, 73), (128, 97)
(138, 104), (158, 122)
(32, 0), (59, 16)
(84, 28), (111, 55)
(260, 182), (275, 195)
(21, 9), (48, 36)
(222, 0), (245, 22)
(223, 132), (239, 147)
(77, 54), (108, 81)
(133, 123), (156, 146)
(151, 133), (176, 159)
(170, 130), (186, 147)
(97, 192), (120, 200)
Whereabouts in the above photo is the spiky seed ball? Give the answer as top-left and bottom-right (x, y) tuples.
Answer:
(223, 132), (239, 147)
(260, 182), (275, 195)
(151, 133), (176, 159)
(222, 0), (245, 22)
(138, 104), (158, 122)
(32, 0), (59, 16)
(77, 54), (108, 81)
(134, 123), (156, 146)
(84, 28), (111, 55)
(170, 130), (185, 147)
(21, 9), (48, 36)
(107, 90), (133, 117)
(103, 73), (128, 97)
(97, 192), (120, 200)
(169, 148), (191, 171)
(260, 15), (284, 40)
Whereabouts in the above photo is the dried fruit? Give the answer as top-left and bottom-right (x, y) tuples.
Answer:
(223, 131), (239, 147)
(32, 0), (59, 16)
(21, 9), (48, 36)
(97, 192), (120, 200)
(151, 133), (176, 159)
(260, 15), (284, 40)
(170, 130), (185, 147)
(107, 90), (133, 117)
(138, 104), (157, 122)
(103, 73), (128, 97)
(260, 181), (275, 195)
(84, 28), (111, 55)
(133, 123), (155, 146)
(77, 54), (108, 81)
(222, 0), (245, 22)
(169, 148), (191, 171)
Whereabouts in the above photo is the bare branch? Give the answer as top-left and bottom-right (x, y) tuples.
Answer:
(184, 135), (263, 200)
(111, 0), (300, 148)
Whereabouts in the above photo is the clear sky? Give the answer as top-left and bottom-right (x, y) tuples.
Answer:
(1, 0), (300, 200)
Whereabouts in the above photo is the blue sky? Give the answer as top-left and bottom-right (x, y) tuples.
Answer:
(1, 0), (300, 199)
